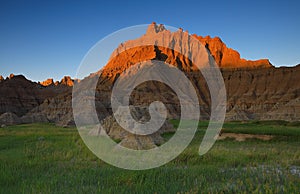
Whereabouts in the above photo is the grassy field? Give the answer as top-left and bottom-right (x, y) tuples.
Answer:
(0, 121), (300, 193)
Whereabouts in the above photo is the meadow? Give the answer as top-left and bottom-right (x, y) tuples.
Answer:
(0, 121), (299, 193)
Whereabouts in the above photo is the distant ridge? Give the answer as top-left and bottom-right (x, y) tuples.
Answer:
(0, 74), (76, 87)
(39, 76), (75, 87)
(0, 74), (73, 119)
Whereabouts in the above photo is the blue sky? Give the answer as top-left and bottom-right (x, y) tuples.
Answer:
(0, 0), (299, 81)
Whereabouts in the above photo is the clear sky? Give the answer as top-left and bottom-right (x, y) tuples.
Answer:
(0, 0), (299, 81)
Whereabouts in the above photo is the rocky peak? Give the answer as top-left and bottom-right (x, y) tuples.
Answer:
(9, 73), (14, 79)
(193, 34), (273, 69)
(60, 76), (74, 86)
(0, 75), (3, 82)
(40, 78), (54, 86)
(6, 74), (27, 81)
(6, 73), (27, 81)
(107, 23), (273, 74)
(39, 76), (75, 87)
(146, 22), (167, 35)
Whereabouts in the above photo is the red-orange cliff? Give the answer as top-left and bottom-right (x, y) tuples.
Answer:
(104, 22), (273, 76)
(193, 35), (272, 68)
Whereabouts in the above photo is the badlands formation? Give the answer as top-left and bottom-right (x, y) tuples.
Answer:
(0, 23), (299, 127)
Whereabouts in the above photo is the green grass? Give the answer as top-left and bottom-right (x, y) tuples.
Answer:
(0, 121), (300, 193)
(222, 120), (300, 138)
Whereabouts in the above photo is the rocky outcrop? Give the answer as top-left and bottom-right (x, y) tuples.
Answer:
(40, 78), (54, 86)
(223, 65), (300, 121)
(8, 73), (15, 79)
(193, 35), (272, 69)
(97, 106), (175, 150)
(0, 75), (45, 116)
(0, 74), (72, 118)
(0, 112), (21, 125)
(24, 91), (74, 126)
(0, 75), (4, 82)
(60, 76), (74, 86)
(119, 133), (164, 150)
(39, 76), (74, 87)
(21, 112), (49, 124)
(107, 22), (273, 74)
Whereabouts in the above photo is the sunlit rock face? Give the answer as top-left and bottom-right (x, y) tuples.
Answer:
(193, 35), (272, 69)
(40, 76), (74, 87)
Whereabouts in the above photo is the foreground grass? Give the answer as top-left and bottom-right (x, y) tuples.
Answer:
(0, 121), (300, 193)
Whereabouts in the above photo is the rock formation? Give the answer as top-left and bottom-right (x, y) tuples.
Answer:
(97, 106), (175, 150)
(40, 78), (54, 86)
(0, 23), (299, 128)
(8, 73), (15, 79)
(193, 35), (272, 69)
(0, 112), (21, 125)
(24, 91), (74, 126)
(40, 76), (74, 87)
(89, 23), (298, 122)
(223, 65), (300, 120)
(60, 76), (74, 86)
(0, 74), (73, 125)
